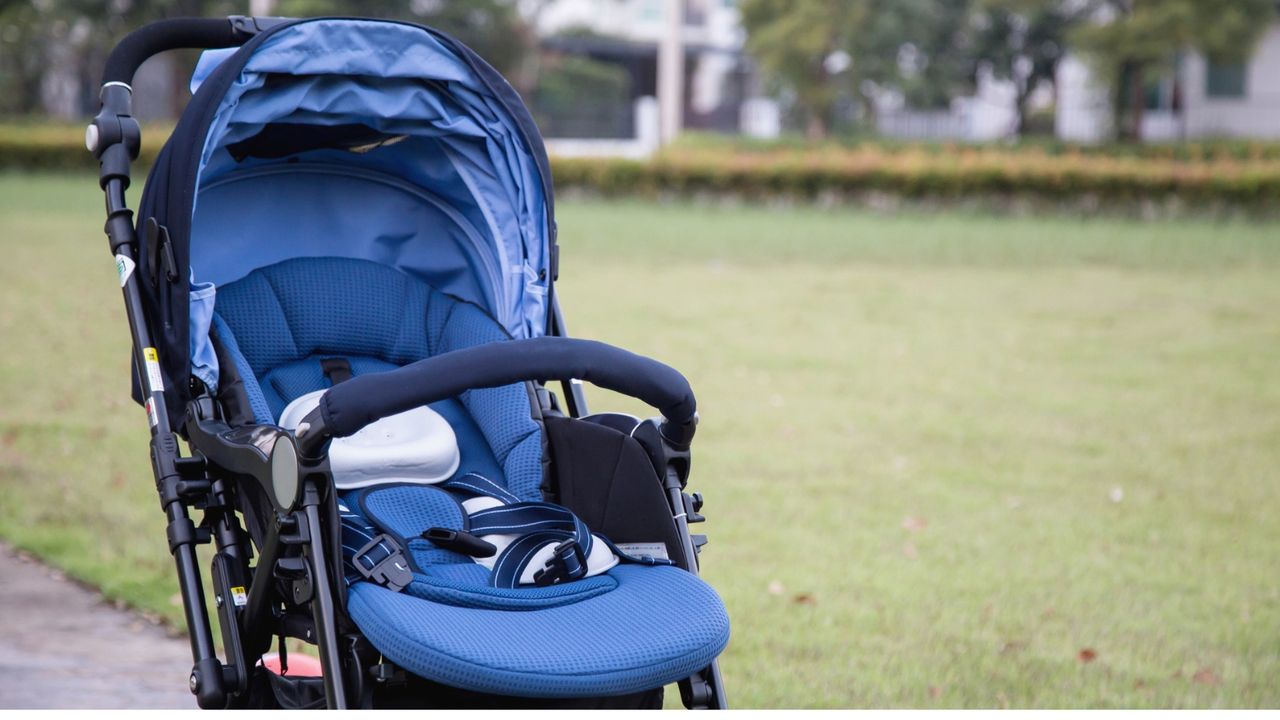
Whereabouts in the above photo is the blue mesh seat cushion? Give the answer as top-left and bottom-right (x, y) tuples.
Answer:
(348, 565), (728, 698)
(214, 256), (544, 500)
(211, 257), (729, 697)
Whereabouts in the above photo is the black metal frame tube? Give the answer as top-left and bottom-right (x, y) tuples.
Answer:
(104, 196), (225, 706)
(243, 519), (283, 657)
(303, 485), (348, 709)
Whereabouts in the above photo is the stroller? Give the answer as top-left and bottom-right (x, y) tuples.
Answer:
(88, 16), (729, 709)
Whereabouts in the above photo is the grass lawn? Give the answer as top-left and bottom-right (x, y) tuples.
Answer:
(2, 172), (1278, 708)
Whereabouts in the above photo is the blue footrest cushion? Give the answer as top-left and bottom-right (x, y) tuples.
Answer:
(346, 563), (730, 698)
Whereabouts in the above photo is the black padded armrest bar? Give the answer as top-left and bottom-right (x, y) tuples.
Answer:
(103, 17), (257, 86)
(297, 337), (697, 456)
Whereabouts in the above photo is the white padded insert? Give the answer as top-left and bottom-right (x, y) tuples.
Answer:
(279, 390), (460, 490)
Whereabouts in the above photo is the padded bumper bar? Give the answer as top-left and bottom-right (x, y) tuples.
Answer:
(296, 337), (697, 457)
(103, 17), (261, 86)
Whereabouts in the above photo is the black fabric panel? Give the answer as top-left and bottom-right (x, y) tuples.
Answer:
(543, 415), (687, 570)
(319, 337), (696, 438)
(226, 122), (402, 161)
(240, 665), (327, 709)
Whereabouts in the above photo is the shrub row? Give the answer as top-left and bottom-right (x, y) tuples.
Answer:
(0, 122), (166, 170)
(556, 148), (1280, 208)
(673, 131), (1280, 163)
(4, 123), (1277, 209)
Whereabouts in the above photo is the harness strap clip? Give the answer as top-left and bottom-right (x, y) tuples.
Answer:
(533, 540), (588, 587)
(422, 527), (497, 558)
(352, 533), (413, 592)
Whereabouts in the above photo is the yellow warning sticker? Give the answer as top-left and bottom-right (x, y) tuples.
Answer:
(142, 347), (164, 391)
(230, 586), (248, 607)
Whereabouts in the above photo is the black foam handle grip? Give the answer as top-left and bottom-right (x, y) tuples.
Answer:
(297, 337), (697, 456)
(102, 17), (251, 86)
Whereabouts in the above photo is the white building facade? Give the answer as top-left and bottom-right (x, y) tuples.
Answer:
(1057, 24), (1280, 142)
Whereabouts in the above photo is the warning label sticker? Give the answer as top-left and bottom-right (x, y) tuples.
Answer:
(142, 347), (164, 392)
(230, 586), (248, 607)
(114, 254), (135, 287)
(614, 542), (670, 561)
(144, 397), (158, 428)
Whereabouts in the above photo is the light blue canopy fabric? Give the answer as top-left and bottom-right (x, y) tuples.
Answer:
(185, 20), (551, 391)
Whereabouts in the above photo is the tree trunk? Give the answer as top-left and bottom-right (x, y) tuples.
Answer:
(1014, 88), (1031, 137)
(806, 113), (828, 141)
(857, 84), (878, 133)
(1115, 60), (1145, 143)
(1127, 62), (1145, 143)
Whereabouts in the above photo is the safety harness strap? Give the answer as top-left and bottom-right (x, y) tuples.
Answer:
(339, 472), (672, 592)
(339, 500), (412, 591)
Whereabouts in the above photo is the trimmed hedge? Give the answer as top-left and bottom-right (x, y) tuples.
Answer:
(556, 147), (1280, 209)
(671, 131), (1280, 163)
(5, 122), (1278, 210)
(0, 122), (168, 170)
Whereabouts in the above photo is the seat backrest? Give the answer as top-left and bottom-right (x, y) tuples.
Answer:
(211, 257), (544, 501)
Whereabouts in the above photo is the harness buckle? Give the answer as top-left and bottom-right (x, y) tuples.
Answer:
(532, 540), (588, 587)
(352, 533), (413, 592)
(422, 527), (498, 558)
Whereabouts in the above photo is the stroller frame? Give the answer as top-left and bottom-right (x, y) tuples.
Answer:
(89, 16), (727, 709)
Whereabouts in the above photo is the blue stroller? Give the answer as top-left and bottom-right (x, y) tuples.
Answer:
(88, 16), (729, 709)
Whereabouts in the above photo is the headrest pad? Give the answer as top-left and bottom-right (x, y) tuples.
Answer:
(279, 389), (460, 490)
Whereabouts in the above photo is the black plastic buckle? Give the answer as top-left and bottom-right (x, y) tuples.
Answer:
(532, 540), (587, 587)
(421, 527), (497, 558)
(352, 534), (412, 592)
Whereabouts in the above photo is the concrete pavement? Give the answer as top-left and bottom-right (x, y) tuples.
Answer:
(0, 544), (194, 709)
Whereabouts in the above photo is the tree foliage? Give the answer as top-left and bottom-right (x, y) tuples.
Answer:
(739, 0), (867, 139)
(1071, 0), (1276, 140)
(741, 0), (1277, 141)
(971, 0), (1088, 134)
(0, 0), (533, 118)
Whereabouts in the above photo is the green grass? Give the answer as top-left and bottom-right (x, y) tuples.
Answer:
(2, 172), (1279, 708)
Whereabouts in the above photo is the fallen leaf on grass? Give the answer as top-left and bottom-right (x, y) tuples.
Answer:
(792, 593), (817, 606)
(1192, 668), (1221, 686)
(902, 541), (919, 559)
(1078, 648), (1098, 663)
(767, 580), (785, 596)
(902, 516), (928, 532)
(996, 691), (1010, 709)
(1001, 640), (1027, 655)
(928, 685), (943, 699)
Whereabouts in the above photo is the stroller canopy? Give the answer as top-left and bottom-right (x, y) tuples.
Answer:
(138, 18), (555, 424)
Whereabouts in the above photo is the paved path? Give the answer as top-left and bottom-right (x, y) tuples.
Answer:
(0, 544), (194, 709)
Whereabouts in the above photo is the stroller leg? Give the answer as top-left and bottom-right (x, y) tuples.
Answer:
(301, 481), (349, 709)
(662, 464), (730, 709)
(166, 495), (227, 709)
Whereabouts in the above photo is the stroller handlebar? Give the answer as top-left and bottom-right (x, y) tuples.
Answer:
(295, 337), (698, 458)
(103, 16), (281, 86)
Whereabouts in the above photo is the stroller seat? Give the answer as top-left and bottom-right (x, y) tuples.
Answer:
(211, 257), (730, 698)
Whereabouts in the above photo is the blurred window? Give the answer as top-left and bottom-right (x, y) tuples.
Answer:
(1205, 58), (1246, 98)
